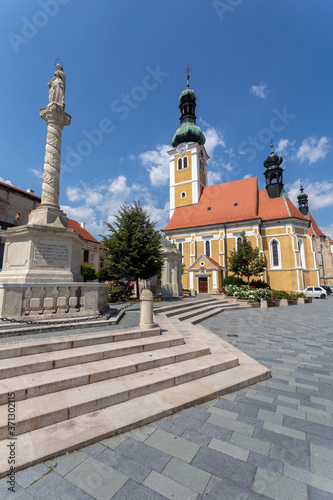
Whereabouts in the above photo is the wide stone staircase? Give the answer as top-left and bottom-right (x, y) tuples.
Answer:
(0, 297), (270, 477)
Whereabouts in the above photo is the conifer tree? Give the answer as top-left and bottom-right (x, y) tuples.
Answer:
(227, 231), (267, 284)
(102, 201), (163, 298)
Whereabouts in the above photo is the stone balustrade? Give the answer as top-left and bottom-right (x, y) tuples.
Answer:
(0, 282), (108, 318)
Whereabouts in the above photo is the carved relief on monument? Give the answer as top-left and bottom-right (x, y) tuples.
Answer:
(6, 242), (29, 267)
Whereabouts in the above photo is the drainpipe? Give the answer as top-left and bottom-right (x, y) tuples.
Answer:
(224, 224), (228, 279)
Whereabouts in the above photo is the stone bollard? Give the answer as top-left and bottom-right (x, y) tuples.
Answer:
(279, 299), (288, 307)
(140, 288), (154, 329)
(260, 299), (268, 308)
(297, 297), (305, 305)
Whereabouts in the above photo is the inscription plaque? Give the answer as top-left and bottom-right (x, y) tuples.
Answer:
(33, 241), (69, 268)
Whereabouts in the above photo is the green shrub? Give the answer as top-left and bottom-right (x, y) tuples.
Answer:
(81, 265), (98, 282)
(98, 267), (114, 282)
(249, 279), (271, 289)
(271, 290), (305, 300)
(222, 276), (245, 286)
(108, 281), (134, 303)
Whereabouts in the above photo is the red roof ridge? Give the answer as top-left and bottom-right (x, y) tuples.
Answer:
(68, 219), (99, 243)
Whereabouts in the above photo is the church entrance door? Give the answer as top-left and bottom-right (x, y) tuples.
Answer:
(198, 277), (208, 293)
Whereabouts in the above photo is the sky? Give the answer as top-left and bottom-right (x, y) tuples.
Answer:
(1, 0), (333, 239)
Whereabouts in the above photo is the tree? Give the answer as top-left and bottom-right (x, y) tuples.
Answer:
(227, 231), (267, 284)
(102, 201), (163, 298)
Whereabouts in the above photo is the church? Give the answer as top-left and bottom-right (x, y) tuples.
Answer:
(163, 73), (321, 294)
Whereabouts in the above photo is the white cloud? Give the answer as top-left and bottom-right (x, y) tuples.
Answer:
(319, 223), (333, 239)
(243, 173), (253, 179)
(62, 175), (169, 238)
(250, 82), (270, 99)
(138, 144), (170, 187)
(287, 179), (333, 210)
(207, 171), (222, 186)
(204, 127), (225, 157)
(296, 136), (331, 164)
(30, 168), (43, 179)
(275, 139), (295, 156)
(0, 176), (12, 185)
(128, 154), (136, 161)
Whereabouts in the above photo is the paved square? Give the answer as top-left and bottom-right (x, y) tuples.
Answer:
(3, 297), (333, 499)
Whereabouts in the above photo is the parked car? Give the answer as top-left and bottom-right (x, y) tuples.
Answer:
(322, 286), (332, 295)
(297, 286), (327, 299)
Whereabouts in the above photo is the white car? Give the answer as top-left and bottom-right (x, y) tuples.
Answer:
(297, 286), (327, 299)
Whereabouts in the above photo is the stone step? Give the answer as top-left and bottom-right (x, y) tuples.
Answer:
(154, 298), (215, 314)
(0, 361), (269, 478)
(190, 305), (249, 324)
(176, 303), (241, 322)
(0, 333), (184, 379)
(0, 310), (124, 337)
(0, 342), (210, 404)
(0, 353), (239, 439)
(0, 326), (160, 360)
(164, 300), (228, 318)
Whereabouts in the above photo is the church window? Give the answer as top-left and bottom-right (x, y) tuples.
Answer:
(298, 238), (305, 268)
(270, 239), (280, 267)
(183, 156), (188, 169)
(205, 240), (211, 257)
(236, 236), (242, 249)
(200, 159), (205, 172)
(181, 191), (186, 199)
(178, 158), (183, 170)
(178, 243), (182, 255)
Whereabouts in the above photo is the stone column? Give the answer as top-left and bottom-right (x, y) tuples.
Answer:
(28, 63), (71, 228)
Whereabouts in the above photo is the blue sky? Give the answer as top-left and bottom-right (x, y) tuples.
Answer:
(1, 0), (333, 238)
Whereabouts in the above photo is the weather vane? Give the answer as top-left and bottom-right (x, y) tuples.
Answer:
(270, 137), (274, 153)
(185, 64), (191, 88)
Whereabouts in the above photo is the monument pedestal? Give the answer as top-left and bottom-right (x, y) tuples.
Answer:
(0, 224), (82, 283)
(0, 224), (109, 318)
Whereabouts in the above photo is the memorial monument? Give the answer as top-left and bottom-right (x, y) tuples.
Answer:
(0, 61), (108, 318)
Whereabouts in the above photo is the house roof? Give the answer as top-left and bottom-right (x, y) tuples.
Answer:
(0, 181), (41, 201)
(306, 215), (326, 237)
(68, 219), (100, 243)
(164, 177), (307, 231)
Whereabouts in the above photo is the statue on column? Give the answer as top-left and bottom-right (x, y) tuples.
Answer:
(48, 62), (66, 109)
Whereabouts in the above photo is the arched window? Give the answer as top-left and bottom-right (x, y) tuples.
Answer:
(183, 156), (188, 169)
(200, 159), (205, 172)
(178, 243), (182, 255)
(205, 240), (210, 257)
(270, 239), (280, 267)
(178, 158), (182, 170)
(236, 237), (242, 249)
(181, 191), (186, 199)
(298, 239), (305, 268)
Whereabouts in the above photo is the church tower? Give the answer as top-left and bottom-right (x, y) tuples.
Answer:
(297, 180), (309, 215)
(168, 67), (209, 218)
(264, 142), (284, 198)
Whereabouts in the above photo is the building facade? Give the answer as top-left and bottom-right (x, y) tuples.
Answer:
(163, 77), (320, 293)
(0, 182), (102, 272)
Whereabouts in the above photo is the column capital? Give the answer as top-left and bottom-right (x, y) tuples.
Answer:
(40, 103), (71, 127)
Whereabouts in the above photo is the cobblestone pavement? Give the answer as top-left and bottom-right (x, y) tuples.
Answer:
(1, 297), (332, 499)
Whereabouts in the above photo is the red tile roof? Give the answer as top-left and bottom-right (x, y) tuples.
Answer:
(306, 215), (326, 237)
(0, 181), (41, 200)
(68, 219), (99, 243)
(164, 177), (307, 231)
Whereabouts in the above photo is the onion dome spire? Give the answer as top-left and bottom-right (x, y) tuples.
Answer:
(263, 140), (284, 198)
(171, 66), (206, 148)
(297, 179), (309, 215)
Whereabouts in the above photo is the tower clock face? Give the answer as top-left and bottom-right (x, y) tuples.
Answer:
(176, 143), (188, 156)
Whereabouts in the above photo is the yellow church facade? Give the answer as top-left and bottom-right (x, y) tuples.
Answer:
(163, 75), (320, 294)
